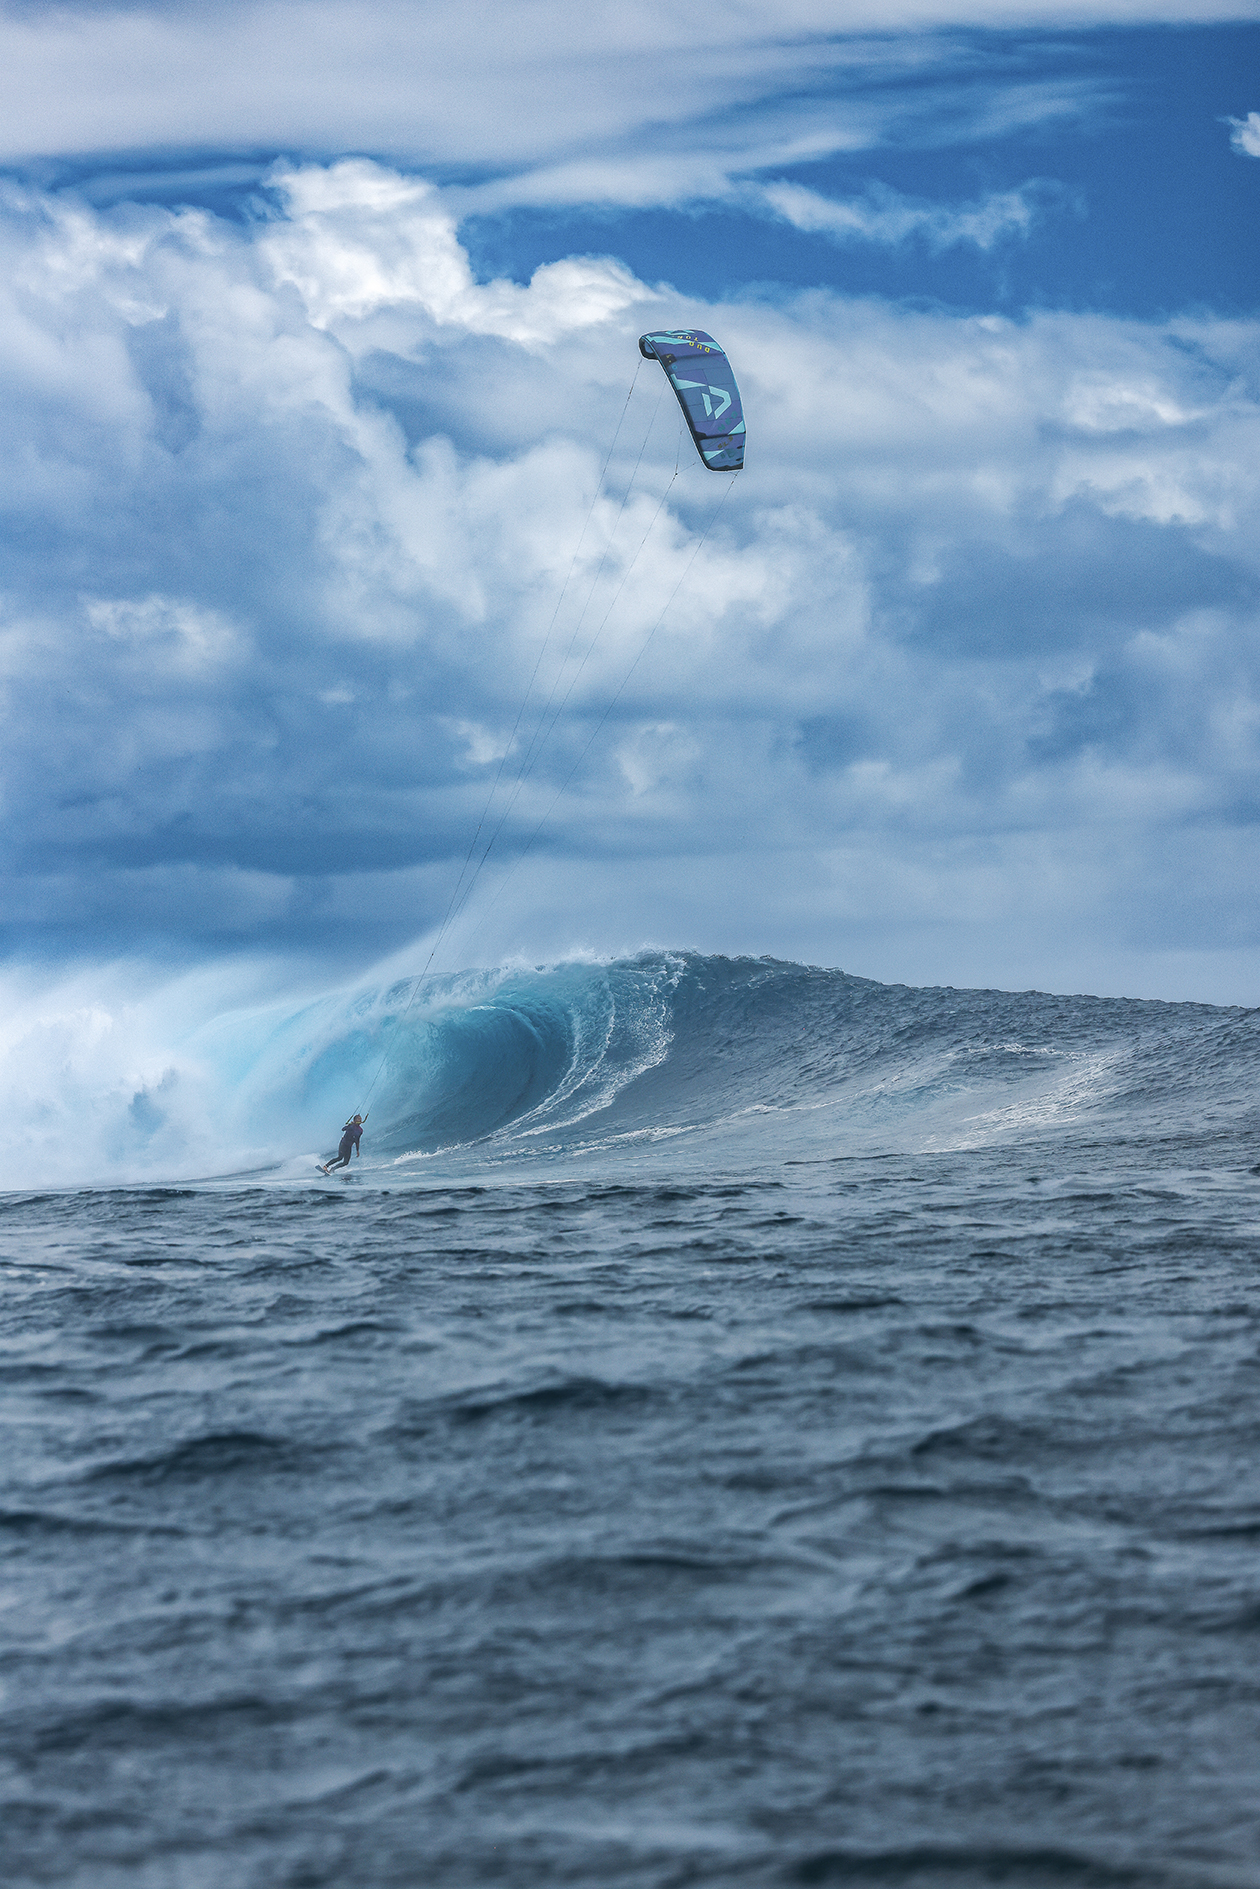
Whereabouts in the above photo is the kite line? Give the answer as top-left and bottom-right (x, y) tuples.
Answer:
(349, 328), (745, 1125)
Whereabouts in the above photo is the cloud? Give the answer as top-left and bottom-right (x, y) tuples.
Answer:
(0, 0), (1244, 178)
(262, 161), (645, 339)
(84, 595), (240, 671)
(1, 158), (1259, 997)
(451, 164), (1062, 253)
(436, 62), (1103, 223)
(754, 178), (1050, 249)
(1228, 110), (1260, 154)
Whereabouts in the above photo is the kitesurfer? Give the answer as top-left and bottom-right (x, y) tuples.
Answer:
(321, 1114), (364, 1174)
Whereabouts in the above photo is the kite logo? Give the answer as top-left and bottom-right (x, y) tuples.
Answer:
(674, 379), (732, 421)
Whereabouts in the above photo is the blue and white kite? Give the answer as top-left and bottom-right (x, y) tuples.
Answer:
(638, 329), (745, 472)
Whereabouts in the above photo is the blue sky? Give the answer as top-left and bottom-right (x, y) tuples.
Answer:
(1, 0), (1259, 1002)
(458, 25), (1260, 318)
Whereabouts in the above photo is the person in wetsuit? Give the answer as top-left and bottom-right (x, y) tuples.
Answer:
(321, 1114), (364, 1174)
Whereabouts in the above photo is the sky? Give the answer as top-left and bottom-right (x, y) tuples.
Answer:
(2, 0), (1260, 1003)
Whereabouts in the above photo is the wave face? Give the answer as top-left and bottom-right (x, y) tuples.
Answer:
(222, 951), (1259, 1175)
(6, 951), (1256, 1184)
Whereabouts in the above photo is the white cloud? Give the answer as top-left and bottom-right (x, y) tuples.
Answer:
(436, 70), (1098, 224)
(1228, 110), (1260, 154)
(262, 160), (645, 340)
(755, 178), (1044, 249)
(85, 595), (241, 670)
(0, 162), (1258, 995)
(0, 0), (1250, 176)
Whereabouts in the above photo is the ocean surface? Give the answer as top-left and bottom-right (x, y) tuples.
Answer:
(5, 951), (1260, 1888)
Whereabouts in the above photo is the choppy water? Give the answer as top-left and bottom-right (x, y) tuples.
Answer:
(5, 954), (1260, 1887)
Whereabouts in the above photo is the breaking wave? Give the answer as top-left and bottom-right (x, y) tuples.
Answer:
(4, 952), (1257, 1187)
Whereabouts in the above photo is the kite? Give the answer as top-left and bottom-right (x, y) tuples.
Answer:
(638, 330), (745, 472)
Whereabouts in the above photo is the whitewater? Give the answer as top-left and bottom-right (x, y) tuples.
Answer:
(5, 951), (1260, 1888)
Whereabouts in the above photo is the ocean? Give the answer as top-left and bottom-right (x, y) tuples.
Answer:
(4, 951), (1260, 1888)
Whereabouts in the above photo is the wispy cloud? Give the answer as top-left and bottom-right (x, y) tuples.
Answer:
(753, 178), (1053, 249)
(1227, 110), (1260, 154)
(449, 164), (1062, 256)
(0, 0), (1177, 177)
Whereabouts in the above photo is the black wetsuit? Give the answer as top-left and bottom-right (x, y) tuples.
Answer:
(324, 1120), (363, 1172)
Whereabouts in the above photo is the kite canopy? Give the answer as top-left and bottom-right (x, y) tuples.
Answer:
(638, 330), (745, 472)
